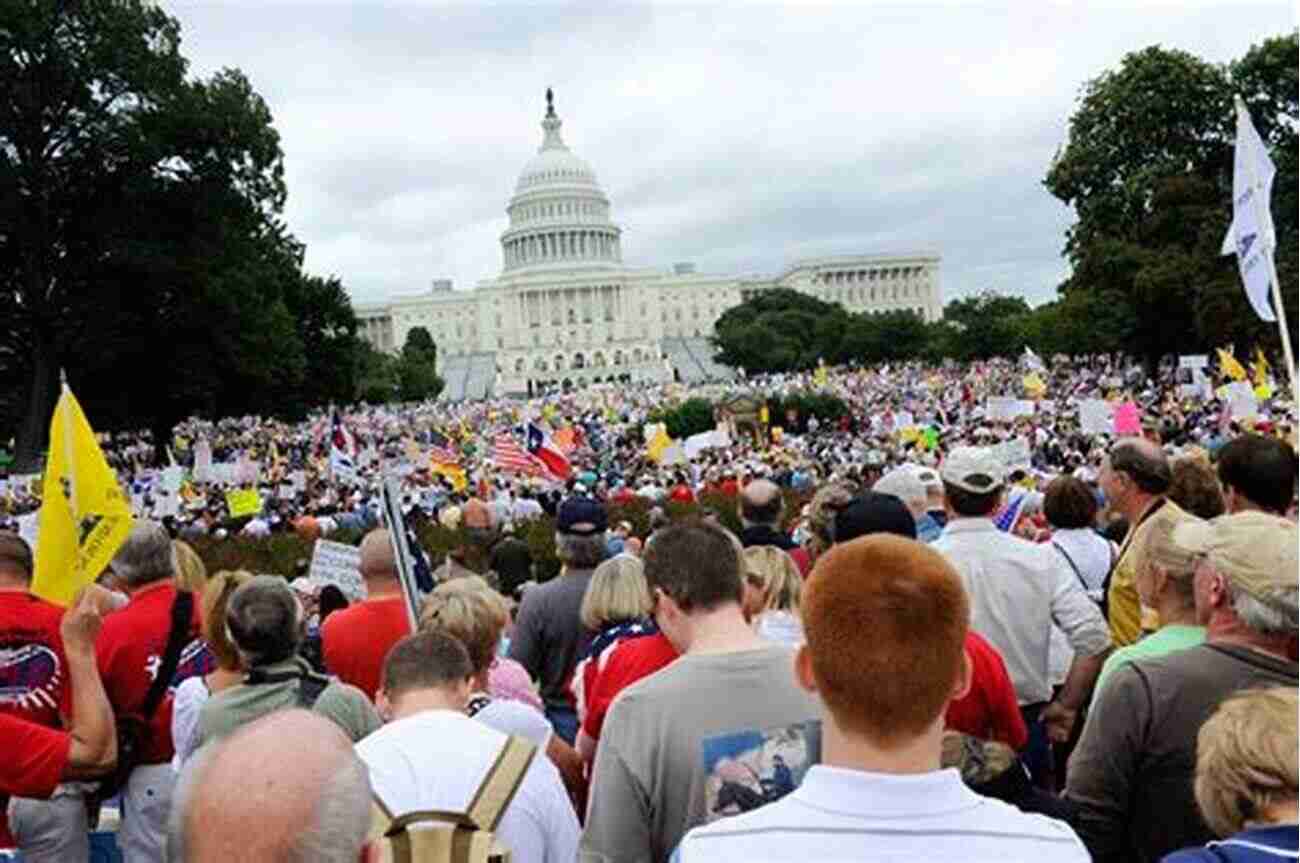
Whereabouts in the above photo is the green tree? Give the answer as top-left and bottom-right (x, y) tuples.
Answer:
(937, 292), (1032, 360)
(648, 397), (714, 439)
(397, 326), (443, 402)
(356, 342), (399, 404)
(712, 289), (849, 373)
(0, 3), (354, 466)
(1044, 36), (1298, 363)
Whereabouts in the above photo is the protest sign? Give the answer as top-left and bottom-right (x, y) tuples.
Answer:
(1225, 381), (1259, 419)
(1078, 399), (1112, 435)
(193, 438), (213, 483)
(1178, 355), (1209, 370)
(986, 398), (1034, 421)
(161, 466), (184, 494)
(226, 488), (262, 518)
(308, 539), (367, 602)
(154, 494), (180, 519)
(892, 411), (914, 431)
(1113, 401), (1142, 436)
(992, 437), (1032, 471)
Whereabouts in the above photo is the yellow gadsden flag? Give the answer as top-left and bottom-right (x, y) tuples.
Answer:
(646, 423), (672, 463)
(1217, 348), (1248, 382)
(32, 384), (134, 606)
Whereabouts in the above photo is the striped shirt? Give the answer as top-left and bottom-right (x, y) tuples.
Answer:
(675, 765), (1088, 863)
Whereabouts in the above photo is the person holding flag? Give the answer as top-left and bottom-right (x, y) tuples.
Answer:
(526, 422), (572, 481)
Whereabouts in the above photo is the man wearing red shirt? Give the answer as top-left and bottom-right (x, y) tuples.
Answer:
(0, 532), (70, 854)
(322, 528), (412, 702)
(96, 522), (200, 863)
(4, 585), (119, 856)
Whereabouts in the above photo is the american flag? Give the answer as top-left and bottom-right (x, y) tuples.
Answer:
(427, 428), (458, 465)
(492, 431), (546, 476)
(993, 490), (1028, 533)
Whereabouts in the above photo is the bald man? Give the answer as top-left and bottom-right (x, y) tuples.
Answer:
(737, 478), (810, 575)
(169, 710), (375, 863)
(322, 529), (412, 700)
(1098, 438), (1175, 647)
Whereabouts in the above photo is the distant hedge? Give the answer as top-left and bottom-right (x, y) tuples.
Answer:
(182, 490), (798, 587)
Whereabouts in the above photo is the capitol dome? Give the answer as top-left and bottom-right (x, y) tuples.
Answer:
(500, 90), (623, 274)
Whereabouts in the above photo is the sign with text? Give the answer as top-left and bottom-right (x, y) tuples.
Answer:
(308, 539), (367, 602)
(986, 398), (1035, 421)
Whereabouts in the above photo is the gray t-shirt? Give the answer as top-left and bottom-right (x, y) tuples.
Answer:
(508, 567), (594, 711)
(581, 646), (820, 863)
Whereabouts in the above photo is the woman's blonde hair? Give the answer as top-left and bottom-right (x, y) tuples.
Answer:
(580, 555), (652, 631)
(173, 540), (208, 594)
(202, 570), (254, 671)
(419, 578), (508, 676)
(743, 546), (802, 614)
(1194, 686), (1299, 837)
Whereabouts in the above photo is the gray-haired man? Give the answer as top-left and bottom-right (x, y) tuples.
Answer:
(194, 575), (379, 751)
(509, 497), (608, 743)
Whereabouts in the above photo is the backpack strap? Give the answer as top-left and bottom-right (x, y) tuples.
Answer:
(465, 735), (538, 833)
(142, 590), (195, 718)
(368, 736), (537, 863)
(244, 667), (331, 709)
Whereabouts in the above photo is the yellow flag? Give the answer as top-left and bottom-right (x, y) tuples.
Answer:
(1023, 373), (1047, 399)
(646, 424), (671, 463)
(813, 364), (828, 387)
(32, 385), (134, 606)
(1252, 348), (1270, 386)
(1217, 348), (1247, 382)
(432, 461), (467, 492)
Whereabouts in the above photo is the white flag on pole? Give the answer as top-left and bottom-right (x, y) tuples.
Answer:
(1221, 97), (1276, 322)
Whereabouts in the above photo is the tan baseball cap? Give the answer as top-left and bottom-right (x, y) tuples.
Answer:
(1172, 511), (1298, 601)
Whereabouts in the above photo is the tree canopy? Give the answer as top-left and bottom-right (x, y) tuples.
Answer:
(0, 0), (362, 468)
(1044, 34), (1298, 363)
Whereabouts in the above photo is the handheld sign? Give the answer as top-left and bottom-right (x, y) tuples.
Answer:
(308, 540), (367, 602)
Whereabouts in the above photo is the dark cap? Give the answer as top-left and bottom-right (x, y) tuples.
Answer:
(833, 492), (917, 543)
(557, 497), (607, 536)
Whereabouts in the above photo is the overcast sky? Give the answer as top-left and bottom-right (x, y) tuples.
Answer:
(167, 1), (1293, 309)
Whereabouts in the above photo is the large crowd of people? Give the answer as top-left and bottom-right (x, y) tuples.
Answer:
(1, 353), (1296, 862)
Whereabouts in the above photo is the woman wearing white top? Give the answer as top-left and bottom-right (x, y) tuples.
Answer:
(742, 546), (804, 648)
(1043, 476), (1116, 688)
(171, 570), (253, 770)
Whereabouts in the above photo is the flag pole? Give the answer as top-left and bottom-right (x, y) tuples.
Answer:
(1236, 94), (1299, 410)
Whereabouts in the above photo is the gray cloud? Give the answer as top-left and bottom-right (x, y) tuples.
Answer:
(168, 2), (1293, 309)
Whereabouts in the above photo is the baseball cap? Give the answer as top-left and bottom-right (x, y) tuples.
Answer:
(557, 497), (607, 536)
(1172, 511), (1298, 603)
(940, 447), (1005, 494)
(833, 492), (917, 543)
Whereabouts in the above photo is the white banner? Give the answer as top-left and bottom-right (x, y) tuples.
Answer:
(1178, 355), (1210, 370)
(986, 398), (1035, 421)
(1225, 381), (1259, 419)
(992, 437), (1032, 471)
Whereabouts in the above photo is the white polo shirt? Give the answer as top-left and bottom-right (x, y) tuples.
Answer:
(674, 765), (1088, 862)
(356, 709), (578, 863)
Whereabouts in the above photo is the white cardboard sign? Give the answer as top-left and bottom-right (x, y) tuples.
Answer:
(308, 539), (367, 602)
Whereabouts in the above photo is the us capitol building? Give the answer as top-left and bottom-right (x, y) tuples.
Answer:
(355, 91), (942, 400)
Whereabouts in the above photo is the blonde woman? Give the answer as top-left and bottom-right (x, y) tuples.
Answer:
(431, 574), (542, 711)
(1161, 687), (1298, 861)
(742, 545), (804, 647)
(419, 580), (585, 793)
(170, 570), (253, 769)
(1090, 506), (1207, 705)
(571, 555), (656, 752)
(171, 540), (208, 594)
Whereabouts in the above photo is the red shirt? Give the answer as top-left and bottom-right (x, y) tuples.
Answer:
(95, 581), (200, 766)
(580, 631), (678, 743)
(0, 713), (68, 799)
(0, 591), (68, 728)
(945, 631), (1028, 749)
(321, 596), (411, 702)
(669, 484), (695, 504)
(0, 590), (68, 848)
